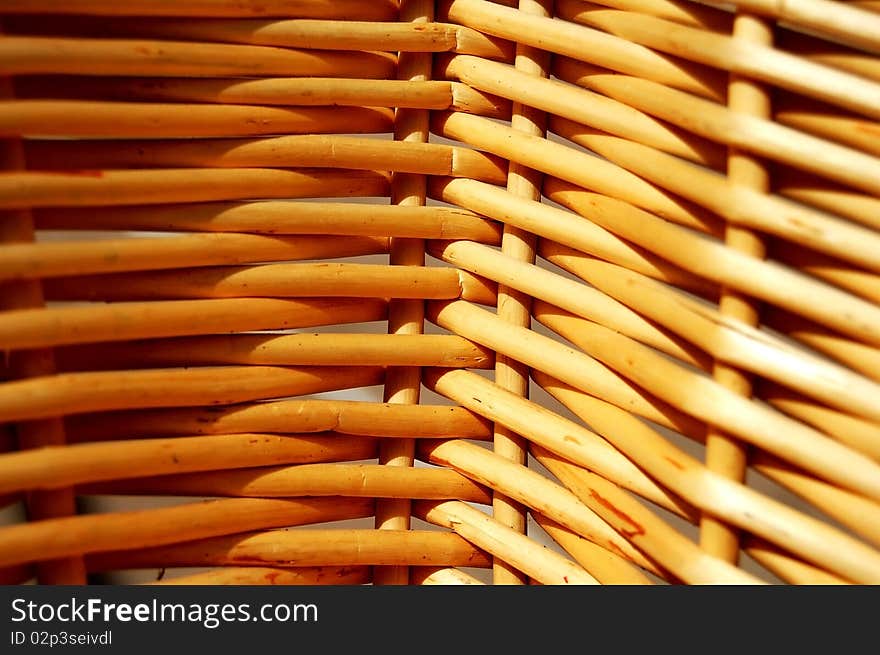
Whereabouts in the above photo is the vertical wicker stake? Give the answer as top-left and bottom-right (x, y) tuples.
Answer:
(373, 0), (434, 586)
(699, 11), (772, 563)
(491, 0), (554, 585)
(0, 73), (86, 584)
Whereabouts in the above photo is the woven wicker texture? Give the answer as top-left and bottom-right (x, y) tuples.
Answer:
(1, 0), (879, 585)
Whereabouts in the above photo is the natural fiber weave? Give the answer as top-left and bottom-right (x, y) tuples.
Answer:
(1, 0), (879, 585)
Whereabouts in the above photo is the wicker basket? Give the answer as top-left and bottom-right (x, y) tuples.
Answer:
(1, 0), (879, 586)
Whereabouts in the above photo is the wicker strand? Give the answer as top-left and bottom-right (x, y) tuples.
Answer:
(373, 0), (435, 586)
(0, 69), (85, 583)
(0, 0), (878, 586)
(0, 1), (401, 20)
(700, 9), (772, 566)
(488, 0), (554, 586)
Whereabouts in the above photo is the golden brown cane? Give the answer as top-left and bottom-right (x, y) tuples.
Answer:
(530, 302), (880, 503)
(533, 248), (880, 424)
(533, 372), (880, 583)
(1, 0), (878, 588)
(1, 102), (394, 138)
(0, 168), (391, 209)
(415, 500), (599, 584)
(742, 537), (847, 585)
(418, 439), (661, 574)
(757, 380), (880, 460)
(12, 76), (512, 119)
(28, 202), (501, 241)
(560, 2), (880, 115)
(694, 0), (880, 52)
(21, 136), (505, 183)
(700, 11), (771, 565)
(442, 0), (726, 100)
(0, 234), (387, 281)
(429, 177), (717, 296)
(0, 36), (397, 79)
(374, 0), (435, 586)
(0, 1), (401, 20)
(530, 513), (654, 584)
(60, 399), (491, 442)
(423, 367), (698, 518)
(0, 498), (376, 568)
(0, 298), (389, 350)
(40, 263), (491, 303)
(547, 60), (880, 197)
(0, 16), (506, 59)
(151, 566), (372, 586)
(52, 334), (493, 371)
(569, 0), (880, 79)
(531, 445), (762, 584)
(546, 113), (880, 269)
(490, 0), (553, 586)
(0, 434), (381, 494)
(0, 366), (386, 422)
(0, 69), (85, 583)
(87, 529), (491, 571)
(80, 463), (491, 504)
(411, 567), (485, 585)
(432, 240), (709, 369)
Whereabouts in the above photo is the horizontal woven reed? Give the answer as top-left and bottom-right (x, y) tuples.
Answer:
(1, 0), (879, 585)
